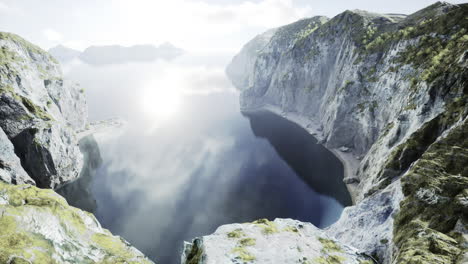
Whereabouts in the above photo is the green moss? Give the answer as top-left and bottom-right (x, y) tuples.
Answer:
(231, 247), (256, 262)
(92, 233), (134, 259)
(318, 237), (343, 254)
(0, 182), (151, 264)
(340, 80), (354, 92)
(20, 96), (54, 121)
(393, 114), (468, 263)
(0, 45), (21, 69)
(283, 226), (299, 233)
(404, 102), (417, 111)
(356, 102), (366, 113)
(227, 228), (245, 238)
(373, 96), (467, 196)
(393, 9), (468, 85)
(0, 32), (57, 64)
(185, 238), (204, 264)
(314, 255), (346, 264)
(253, 219), (279, 234)
(0, 214), (55, 264)
(239, 238), (256, 246)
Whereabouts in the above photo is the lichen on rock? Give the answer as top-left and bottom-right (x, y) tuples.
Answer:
(0, 181), (154, 264)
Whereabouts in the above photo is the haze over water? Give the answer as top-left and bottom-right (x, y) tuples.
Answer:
(58, 54), (351, 264)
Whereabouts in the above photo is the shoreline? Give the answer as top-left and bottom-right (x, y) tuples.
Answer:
(241, 104), (360, 204)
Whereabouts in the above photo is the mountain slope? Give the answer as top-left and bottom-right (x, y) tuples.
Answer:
(226, 2), (467, 263)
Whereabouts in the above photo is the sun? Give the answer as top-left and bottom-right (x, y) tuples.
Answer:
(141, 86), (182, 119)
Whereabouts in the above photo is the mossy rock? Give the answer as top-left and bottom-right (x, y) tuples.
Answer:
(0, 182), (154, 264)
(393, 116), (468, 264)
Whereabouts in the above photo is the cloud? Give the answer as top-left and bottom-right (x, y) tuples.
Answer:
(111, 0), (311, 52)
(0, 1), (23, 15)
(43, 28), (63, 42)
(0, 2), (9, 11)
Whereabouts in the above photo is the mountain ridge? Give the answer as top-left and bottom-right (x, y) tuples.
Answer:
(220, 2), (467, 263)
(49, 42), (184, 65)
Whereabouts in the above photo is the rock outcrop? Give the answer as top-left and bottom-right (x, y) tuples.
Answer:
(0, 181), (153, 263)
(182, 219), (373, 264)
(222, 2), (467, 264)
(0, 32), (86, 189)
(0, 32), (156, 263)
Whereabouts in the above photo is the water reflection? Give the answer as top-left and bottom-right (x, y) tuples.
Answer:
(245, 111), (352, 206)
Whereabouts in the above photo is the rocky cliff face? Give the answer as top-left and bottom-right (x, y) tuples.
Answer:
(0, 32), (155, 263)
(217, 2), (467, 264)
(0, 32), (86, 189)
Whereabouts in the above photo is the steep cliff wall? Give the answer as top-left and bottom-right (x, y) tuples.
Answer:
(225, 2), (467, 263)
(0, 32), (86, 189)
(0, 33), (155, 263)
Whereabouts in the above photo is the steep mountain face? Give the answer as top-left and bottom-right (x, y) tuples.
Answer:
(0, 32), (155, 263)
(223, 2), (467, 263)
(0, 32), (87, 189)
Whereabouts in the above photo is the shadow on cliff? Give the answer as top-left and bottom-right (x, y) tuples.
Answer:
(244, 110), (352, 207)
(57, 135), (103, 213)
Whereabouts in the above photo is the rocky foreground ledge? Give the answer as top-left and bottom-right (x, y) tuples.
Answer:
(182, 219), (373, 264)
(0, 181), (153, 263)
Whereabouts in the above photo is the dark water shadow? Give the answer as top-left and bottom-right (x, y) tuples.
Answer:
(244, 110), (352, 207)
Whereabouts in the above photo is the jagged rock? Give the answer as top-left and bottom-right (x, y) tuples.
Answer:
(181, 218), (373, 264)
(0, 181), (154, 264)
(343, 177), (360, 184)
(326, 181), (403, 262)
(339, 146), (351, 153)
(0, 127), (33, 185)
(0, 32), (86, 189)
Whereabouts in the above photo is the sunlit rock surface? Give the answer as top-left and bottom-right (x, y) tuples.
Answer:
(181, 219), (373, 264)
(0, 181), (154, 264)
(226, 2), (467, 263)
(0, 32), (86, 189)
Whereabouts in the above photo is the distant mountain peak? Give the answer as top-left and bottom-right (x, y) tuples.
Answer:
(49, 42), (183, 65)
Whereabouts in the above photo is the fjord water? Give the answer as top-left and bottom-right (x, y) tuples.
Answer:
(57, 54), (351, 264)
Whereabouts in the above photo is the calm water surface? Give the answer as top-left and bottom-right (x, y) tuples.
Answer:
(58, 55), (351, 264)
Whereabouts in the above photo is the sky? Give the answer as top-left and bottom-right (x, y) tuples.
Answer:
(0, 0), (466, 53)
